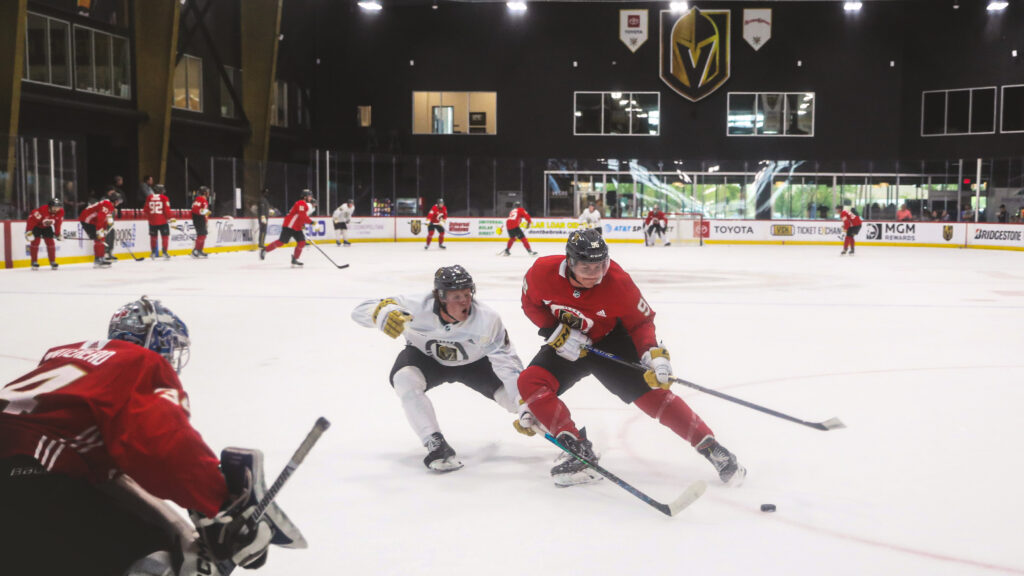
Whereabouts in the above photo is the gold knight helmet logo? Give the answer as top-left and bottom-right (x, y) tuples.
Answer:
(410, 219), (422, 235)
(942, 225), (954, 241)
(660, 8), (731, 102)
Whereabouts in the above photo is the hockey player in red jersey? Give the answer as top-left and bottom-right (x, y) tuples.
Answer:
(516, 228), (745, 487)
(79, 187), (121, 268)
(144, 184), (173, 260)
(261, 189), (314, 267)
(191, 186), (212, 258)
(502, 201), (538, 256)
(0, 296), (306, 575)
(644, 209), (670, 246)
(836, 204), (863, 255)
(25, 197), (64, 270)
(424, 198), (448, 250)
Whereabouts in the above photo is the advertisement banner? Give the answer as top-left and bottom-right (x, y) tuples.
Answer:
(966, 223), (1024, 249)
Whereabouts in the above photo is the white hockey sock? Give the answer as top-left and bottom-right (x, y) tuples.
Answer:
(392, 367), (441, 444)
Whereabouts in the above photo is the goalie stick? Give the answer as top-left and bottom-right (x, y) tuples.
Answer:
(306, 239), (350, 269)
(544, 433), (706, 517)
(217, 417), (331, 575)
(585, 346), (846, 431)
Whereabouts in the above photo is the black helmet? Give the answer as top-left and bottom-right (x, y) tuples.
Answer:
(108, 190), (124, 205)
(154, 184), (166, 193)
(433, 265), (475, 296)
(48, 197), (63, 210)
(198, 185), (210, 195)
(514, 201), (521, 208)
(301, 189), (313, 198)
(437, 198), (444, 206)
(566, 228), (608, 265)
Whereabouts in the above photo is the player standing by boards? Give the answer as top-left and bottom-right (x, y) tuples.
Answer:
(332, 199), (354, 246)
(25, 197), (64, 270)
(191, 186), (212, 258)
(144, 184), (172, 260)
(644, 208), (670, 246)
(0, 296), (306, 575)
(261, 189), (314, 267)
(351, 265), (526, 472)
(424, 198), (447, 250)
(516, 229), (746, 487)
(79, 187), (121, 268)
(502, 201), (538, 256)
(578, 202), (602, 234)
(837, 204), (863, 255)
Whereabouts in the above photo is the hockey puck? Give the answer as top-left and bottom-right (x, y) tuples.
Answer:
(760, 503), (776, 512)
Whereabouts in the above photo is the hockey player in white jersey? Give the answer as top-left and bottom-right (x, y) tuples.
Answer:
(579, 201), (602, 233)
(352, 265), (526, 472)
(332, 200), (354, 246)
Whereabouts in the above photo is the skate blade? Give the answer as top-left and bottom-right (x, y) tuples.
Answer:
(723, 465), (747, 488)
(553, 468), (603, 487)
(427, 457), (464, 473)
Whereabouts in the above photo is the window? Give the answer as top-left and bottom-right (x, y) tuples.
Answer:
(72, 25), (129, 98)
(24, 12), (71, 88)
(220, 66), (241, 118)
(727, 92), (814, 136)
(174, 54), (202, 111)
(412, 92), (497, 135)
(1001, 85), (1024, 133)
(574, 91), (660, 136)
(921, 87), (997, 136)
(271, 81), (288, 127)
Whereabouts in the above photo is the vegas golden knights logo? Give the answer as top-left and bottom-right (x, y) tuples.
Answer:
(410, 219), (422, 235)
(436, 345), (458, 362)
(660, 8), (731, 102)
(558, 310), (582, 329)
(942, 225), (954, 241)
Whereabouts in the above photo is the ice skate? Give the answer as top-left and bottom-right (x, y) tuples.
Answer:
(502, 249), (511, 256)
(50, 263), (59, 270)
(336, 240), (341, 246)
(291, 256), (304, 268)
(151, 251), (159, 260)
(424, 244), (429, 250)
(162, 251), (170, 260)
(30, 261), (39, 271)
(423, 432), (463, 472)
(343, 240), (351, 246)
(94, 259), (112, 268)
(840, 250), (847, 256)
(191, 249), (199, 258)
(696, 435), (746, 486)
(439, 244), (446, 250)
(198, 250), (209, 258)
(529, 251), (538, 256)
(259, 247), (266, 260)
(550, 429), (602, 487)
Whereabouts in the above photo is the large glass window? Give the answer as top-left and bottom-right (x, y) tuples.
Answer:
(71, 25), (129, 98)
(174, 54), (202, 111)
(921, 87), (996, 136)
(271, 81), (288, 127)
(573, 91), (660, 136)
(727, 92), (814, 136)
(220, 66), (241, 119)
(1001, 85), (1024, 133)
(412, 92), (497, 135)
(25, 13), (71, 88)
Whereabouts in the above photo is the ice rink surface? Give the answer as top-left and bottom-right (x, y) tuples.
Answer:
(3, 241), (1024, 576)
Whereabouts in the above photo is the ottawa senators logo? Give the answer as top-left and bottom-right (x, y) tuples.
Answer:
(410, 220), (422, 235)
(660, 8), (731, 102)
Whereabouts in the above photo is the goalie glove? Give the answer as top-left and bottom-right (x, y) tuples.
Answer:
(545, 323), (591, 362)
(641, 347), (673, 389)
(372, 298), (412, 339)
(189, 471), (273, 569)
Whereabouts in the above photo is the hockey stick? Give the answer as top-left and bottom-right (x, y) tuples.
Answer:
(217, 417), (331, 575)
(545, 433), (706, 517)
(305, 239), (349, 269)
(118, 240), (145, 261)
(584, 346), (846, 431)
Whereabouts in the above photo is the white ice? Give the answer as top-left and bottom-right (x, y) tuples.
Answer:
(2, 241), (1024, 576)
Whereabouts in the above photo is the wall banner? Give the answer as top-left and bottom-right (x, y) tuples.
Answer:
(620, 9), (649, 53)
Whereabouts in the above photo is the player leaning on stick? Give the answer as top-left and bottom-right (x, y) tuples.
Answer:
(516, 228), (746, 487)
(79, 186), (121, 268)
(352, 265), (527, 472)
(0, 296), (305, 576)
(25, 197), (64, 270)
(836, 204), (863, 256)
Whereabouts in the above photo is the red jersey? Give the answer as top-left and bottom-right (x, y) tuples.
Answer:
(26, 205), (65, 234)
(506, 207), (532, 230)
(191, 195), (210, 218)
(644, 210), (667, 228)
(0, 340), (227, 517)
(282, 199), (313, 231)
(79, 199), (116, 228)
(839, 209), (863, 229)
(427, 205), (448, 225)
(144, 194), (172, 226)
(522, 255), (658, 355)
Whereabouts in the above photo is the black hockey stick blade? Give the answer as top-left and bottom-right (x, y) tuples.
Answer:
(119, 241), (145, 261)
(306, 240), (350, 269)
(544, 433), (704, 517)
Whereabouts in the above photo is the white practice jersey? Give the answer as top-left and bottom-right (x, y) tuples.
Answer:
(352, 293), (524, 395)
(333, 204), (354, 224)
(579, 208), (601, 229)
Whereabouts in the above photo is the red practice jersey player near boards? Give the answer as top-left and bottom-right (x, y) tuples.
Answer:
(79, 187), (121, 268)
(191, 186), (212, 258)
(424, 198), (448, 250)
(515, 228), (746, 487)
(502, 201), (538, 256)
(25, 197), (65, 270)
(643, 208), (670, 246)
(261, 189), (315, 267)
(144, 184), (172, 259)
(836, 204), (863, 255)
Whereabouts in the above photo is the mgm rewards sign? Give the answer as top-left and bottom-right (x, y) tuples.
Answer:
(660, 8), (731, 102)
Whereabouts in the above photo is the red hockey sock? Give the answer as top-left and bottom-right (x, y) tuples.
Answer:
(197, 236), (206, 250)
(438, 231), (445, 245)
(29, 241), (39, 262)
(634, 388), (713, 447)
(425, 231), (433, 246)
(506, 238), (515, 250)
(522, 238), (533, 251)
(294, 242), (305, 259)
(162, 235), (169, 252)
(94, 241), (106, 259)
(518, 366), (579, 437)
(266, 240), (282, 253)
(849, 237), (856, 250)
(150, 237), (157, 252)
(44, 239), (55, 262)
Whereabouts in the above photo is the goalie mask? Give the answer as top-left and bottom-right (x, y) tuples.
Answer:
(108, 296), (191, 373)
(566, 229), (610, 286)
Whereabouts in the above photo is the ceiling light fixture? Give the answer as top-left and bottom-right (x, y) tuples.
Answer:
(843, 2), (863, 11)
(507, 1), (527, 12)
(670, 2), (689, 11)
(358, 1), (383, 11)
(987, 1), (1009, 11)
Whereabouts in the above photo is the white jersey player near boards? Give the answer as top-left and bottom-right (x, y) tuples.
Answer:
(352, 265), (526, 472)
(332, 200), (354, 246)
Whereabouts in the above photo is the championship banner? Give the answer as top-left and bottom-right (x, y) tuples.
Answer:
(743, 9), (771, 51)
(660, 8), (731, 102)
(620, 9), (649, 53)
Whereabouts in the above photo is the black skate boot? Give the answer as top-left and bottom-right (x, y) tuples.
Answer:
(343, 240), (351, 246)
(550, 428), (602, 487)
(94, 258), (112, 268)
(291, 256), (304, 267)
(439, 244), (446, 250)
(259, 247), (266, 260)
(529, 251), (538, 256)
(30, 261), (39, 271)
(696, 435), (746, 485)
(162, 251), (171, 260)
(199, 250), (209, 258)
(50, 262), (59, 270)
(423, 432), (463, 472)
(502, 249), (511, 256)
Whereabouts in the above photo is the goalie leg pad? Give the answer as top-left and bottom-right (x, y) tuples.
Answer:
(220, 447), (307, 549)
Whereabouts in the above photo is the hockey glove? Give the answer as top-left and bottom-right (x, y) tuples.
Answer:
(513, 400), (538, 437)
(24, 231), (33, 242)
(260, 216), (267, 224)
(372, 298), (412, 339)
(522, 221), (530, 229)
(545, 324), (591, 362)
(189, 471), (273, 568)
(641, 347), (673, 389)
